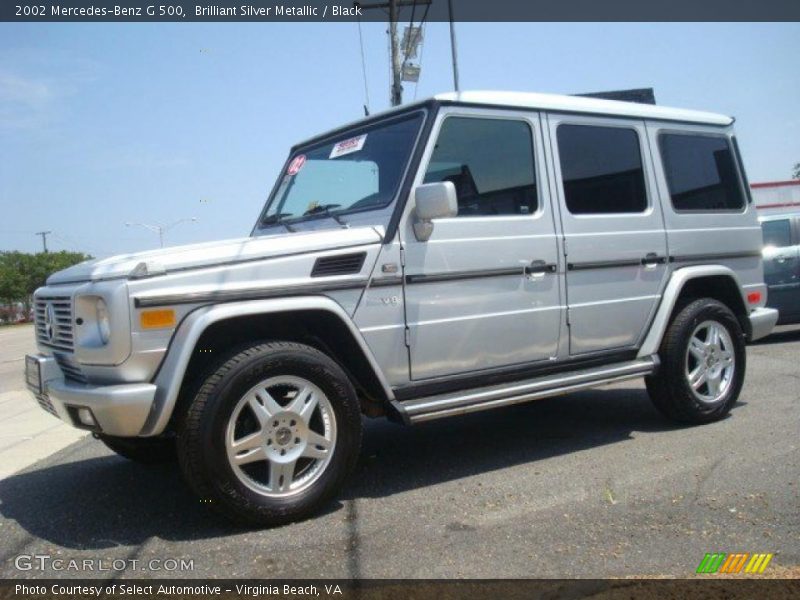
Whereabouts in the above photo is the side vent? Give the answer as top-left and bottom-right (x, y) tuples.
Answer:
(311, 252), (367, 277)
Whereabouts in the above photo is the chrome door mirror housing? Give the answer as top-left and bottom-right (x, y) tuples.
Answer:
(412, 181), (458, 241)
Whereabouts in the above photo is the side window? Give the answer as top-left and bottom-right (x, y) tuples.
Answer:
(761, 219), (793, 248)
(556, 124), (647, 214)
(659, 133), (745, 211)
(423, 117), (537, 217)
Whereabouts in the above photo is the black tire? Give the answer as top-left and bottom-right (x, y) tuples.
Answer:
(177, 341), (362, 527)
(98, 434), (176, 465)
(645, 298), (746, 424)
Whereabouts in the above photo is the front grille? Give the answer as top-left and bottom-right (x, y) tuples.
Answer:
(35, 295), (75, 352)
(54, 353), (88, 383)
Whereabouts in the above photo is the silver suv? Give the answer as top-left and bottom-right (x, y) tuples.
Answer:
(26, 91), (778, 526)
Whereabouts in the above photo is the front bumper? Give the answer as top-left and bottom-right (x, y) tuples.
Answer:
(26, 354), (156, 437)
(748, 307), (779, 342)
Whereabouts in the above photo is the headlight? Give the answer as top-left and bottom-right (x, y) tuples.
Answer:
(95, 298), (110, 344)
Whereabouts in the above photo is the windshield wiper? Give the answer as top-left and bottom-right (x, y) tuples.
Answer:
(261, 212), (297, 232)
(302, 204), (349, 228)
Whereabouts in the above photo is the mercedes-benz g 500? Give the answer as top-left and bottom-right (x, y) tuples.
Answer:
(26, 91), (778, 525)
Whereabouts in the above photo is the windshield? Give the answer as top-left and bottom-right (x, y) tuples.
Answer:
(258, 112), (424, 230)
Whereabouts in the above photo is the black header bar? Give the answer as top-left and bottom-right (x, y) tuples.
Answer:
(3, 0), (800, 22)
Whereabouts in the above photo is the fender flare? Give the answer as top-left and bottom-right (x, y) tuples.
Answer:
(637, 265), (748, 358)
(139, 296), (393, 436)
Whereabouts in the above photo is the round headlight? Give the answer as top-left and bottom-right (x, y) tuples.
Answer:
(95, 298), (110, 344)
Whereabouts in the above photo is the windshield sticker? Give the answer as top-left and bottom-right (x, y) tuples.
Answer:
(329, 134), (367, 159)
(286, 154), (306, 176)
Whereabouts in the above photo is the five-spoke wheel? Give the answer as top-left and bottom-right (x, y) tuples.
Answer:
(177, 341), (362, 527)
(226, 376), (337, 497)
(646, 298), (746, 424)
(685, 320), (736, 405)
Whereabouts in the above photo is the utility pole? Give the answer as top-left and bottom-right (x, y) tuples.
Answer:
(35, 231), (51, 253)
(357, 0), (431, 107)
(447, 0), (460, 93)
(388, 0), (402, 106)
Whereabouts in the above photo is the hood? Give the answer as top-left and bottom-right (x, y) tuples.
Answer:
(46, 227), (384, 285)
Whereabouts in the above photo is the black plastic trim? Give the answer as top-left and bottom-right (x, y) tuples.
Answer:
(568, 258), (642, 271)
(134, 280), (369, 308)
(368, 277), (404, 288)
(669, 251), (762, 263)
(311, 252), (367, 277)
(393, 349), (638, 402)
(405, 267), (523, 285)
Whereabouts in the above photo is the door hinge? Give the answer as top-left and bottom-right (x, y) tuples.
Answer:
(399, 246), (406, 267)
(563, 236), (569, 257)
(566, 307), (571, 326)
(404, 327), (411, 347)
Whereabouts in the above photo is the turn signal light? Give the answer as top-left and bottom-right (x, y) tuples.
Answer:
(140, 309), (176, 329)
(747, 292), (762, 305)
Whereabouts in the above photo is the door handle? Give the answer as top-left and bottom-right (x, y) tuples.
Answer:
(641, 252), (666, 267)
(525, 260), (557, 276)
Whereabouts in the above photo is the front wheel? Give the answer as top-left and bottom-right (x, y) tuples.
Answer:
(645, 298), (746, 424)
(177, 341), (362, 527)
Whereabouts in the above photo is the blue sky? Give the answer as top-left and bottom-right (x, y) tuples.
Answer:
(1, 22), (798, 256)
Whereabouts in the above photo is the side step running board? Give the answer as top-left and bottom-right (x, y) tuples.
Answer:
(393, 356), (659, 424)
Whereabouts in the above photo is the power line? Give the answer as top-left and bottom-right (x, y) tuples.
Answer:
(356, 14), (371, 115)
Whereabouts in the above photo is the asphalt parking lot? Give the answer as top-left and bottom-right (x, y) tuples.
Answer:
(0, 324), (797, 579)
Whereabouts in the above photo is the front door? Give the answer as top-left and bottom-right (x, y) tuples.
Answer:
(401, 109), (563, 380)
(547, 115), (668, 355)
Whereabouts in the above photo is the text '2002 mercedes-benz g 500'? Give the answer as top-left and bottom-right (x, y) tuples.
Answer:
(27, 91), (778, 526)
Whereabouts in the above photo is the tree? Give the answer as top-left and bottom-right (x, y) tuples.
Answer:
(0, 251), (91, 321)
(793, 162), (800, 180)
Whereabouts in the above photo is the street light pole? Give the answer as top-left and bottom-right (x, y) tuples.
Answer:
(125, 218), (197, 248)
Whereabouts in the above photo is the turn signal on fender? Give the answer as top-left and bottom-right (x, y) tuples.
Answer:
(140, 309), (176, 329)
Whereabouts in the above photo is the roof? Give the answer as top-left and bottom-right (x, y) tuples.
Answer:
(294, 90), (733, 149)
(434, 91), (733, 126)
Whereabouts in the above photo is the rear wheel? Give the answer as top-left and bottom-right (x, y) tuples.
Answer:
(177, 341), (362, 527)
(645, 298), (746, 424)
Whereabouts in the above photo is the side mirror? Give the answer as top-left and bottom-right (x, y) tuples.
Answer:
(413, 181), (458, 241)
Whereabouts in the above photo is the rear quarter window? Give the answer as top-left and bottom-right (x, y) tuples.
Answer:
(659, 133), (745, 212)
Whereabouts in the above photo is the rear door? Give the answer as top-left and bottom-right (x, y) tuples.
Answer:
(401, 108), (564, 380)
(761, 216), (800, 321)
(546, 115), (668, 355)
